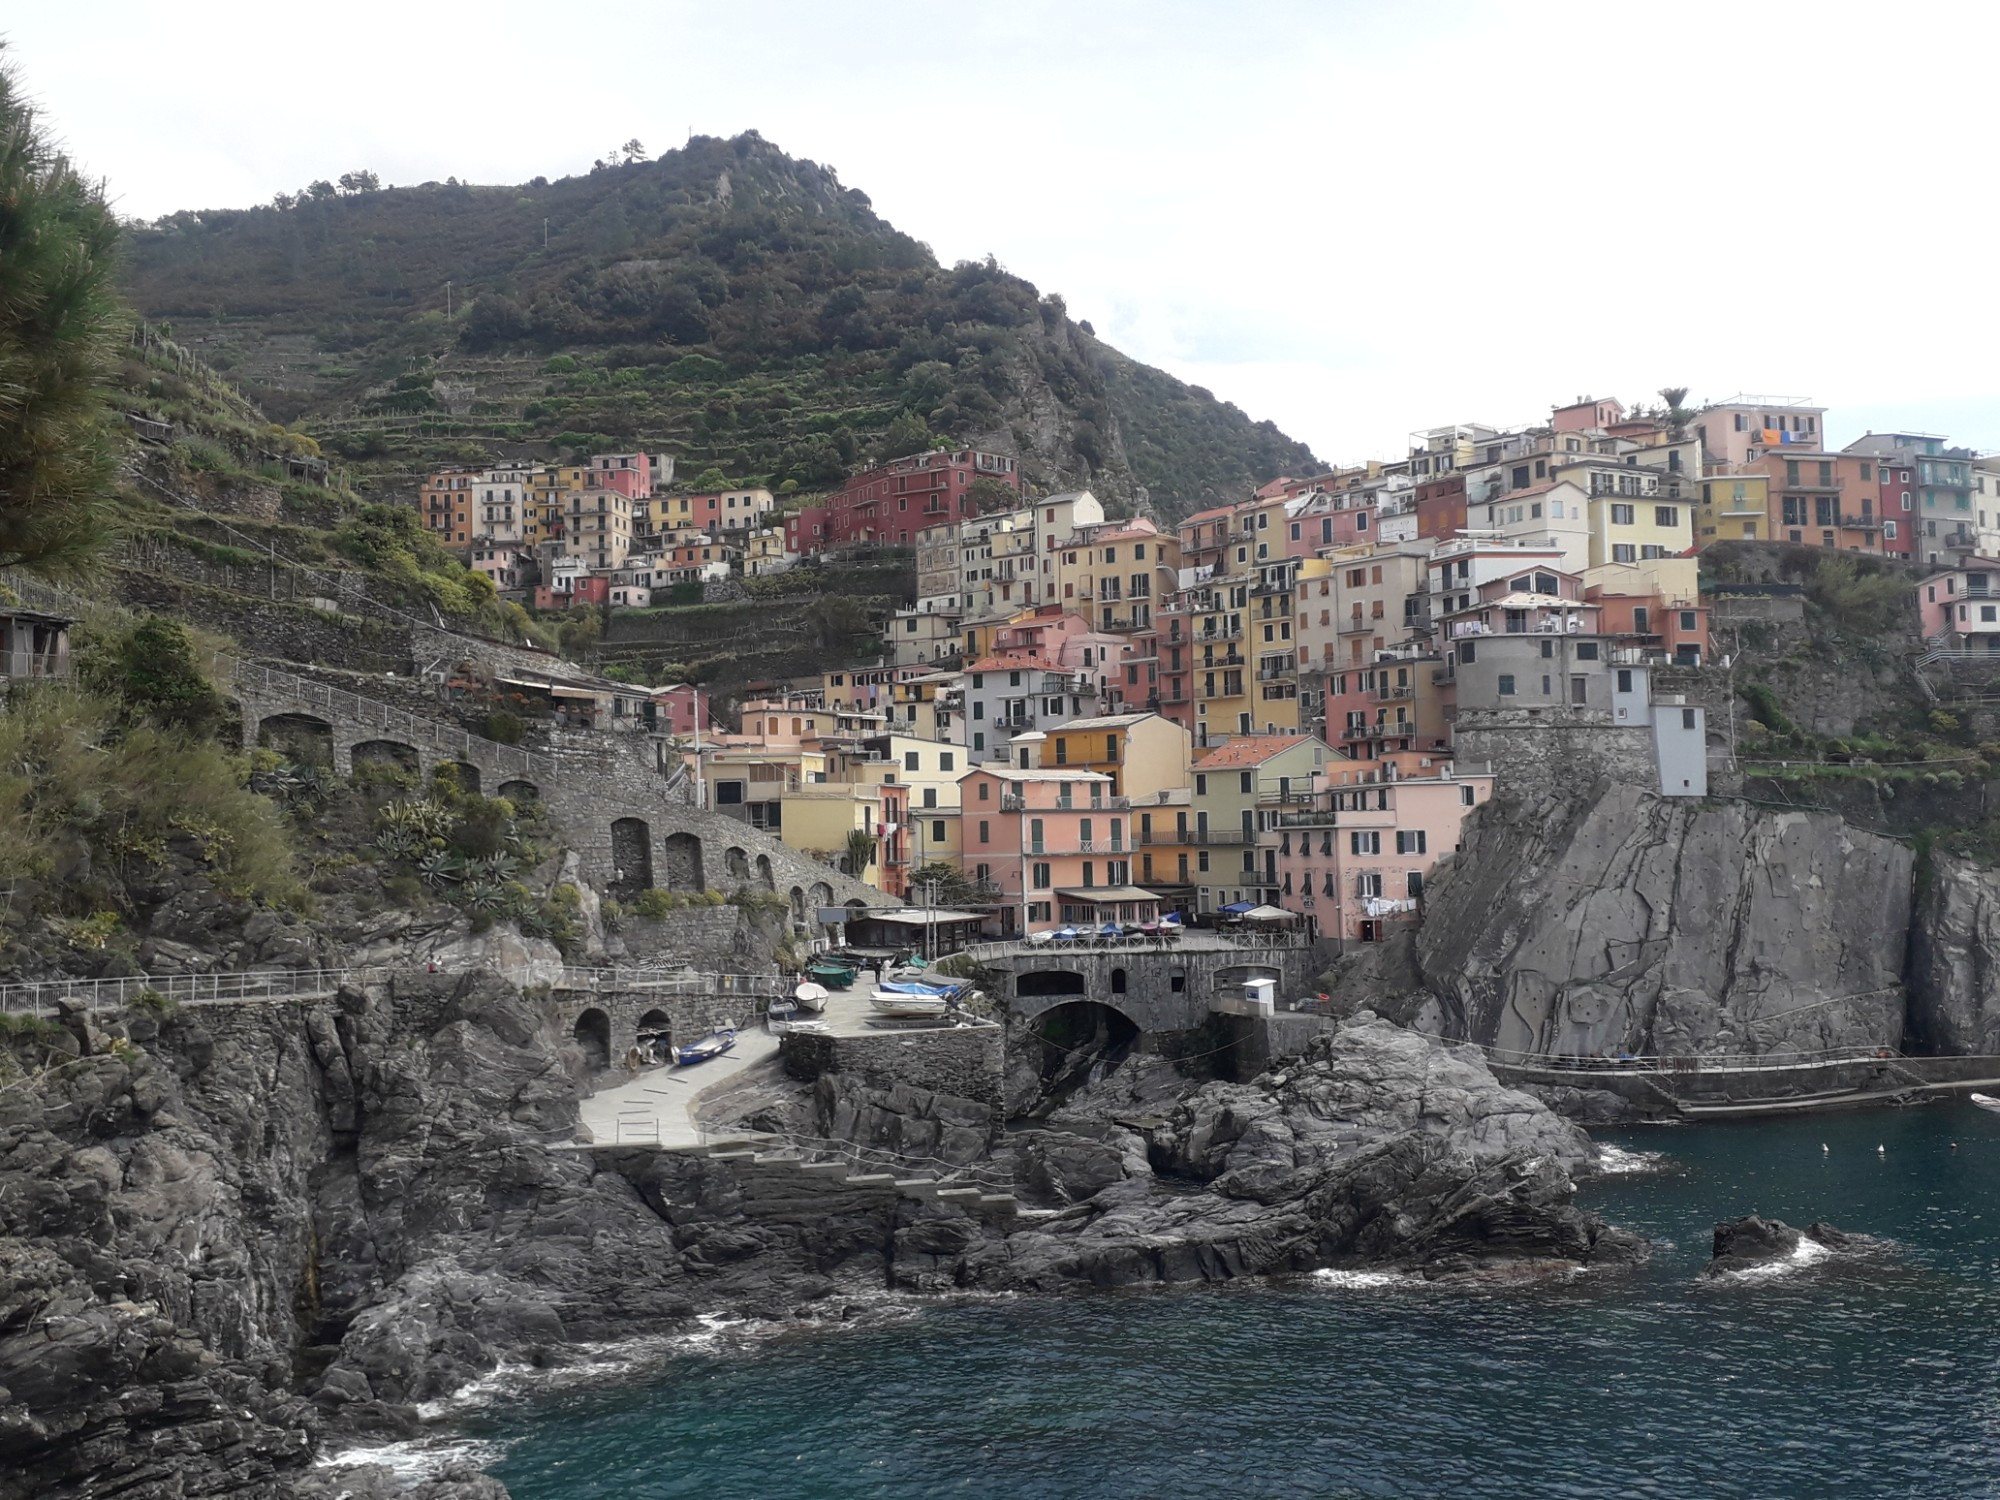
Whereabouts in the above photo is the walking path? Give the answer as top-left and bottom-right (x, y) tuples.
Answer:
(576, 1022), (780, 1148)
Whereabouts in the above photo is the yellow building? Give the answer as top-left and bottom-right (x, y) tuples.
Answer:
(1697, 472), (1770, 544)
(1041, 711), (1192, 801)
(779, 783), (887, 887)
(1189, 733), (1336, 912)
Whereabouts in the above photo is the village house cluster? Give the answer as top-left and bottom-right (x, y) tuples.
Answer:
(404, 393), (1999, 946)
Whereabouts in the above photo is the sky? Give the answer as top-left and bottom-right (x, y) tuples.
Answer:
(9, 0), (1999, 463)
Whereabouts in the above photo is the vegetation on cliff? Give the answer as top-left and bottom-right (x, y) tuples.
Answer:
(119, 132), (1320, 517)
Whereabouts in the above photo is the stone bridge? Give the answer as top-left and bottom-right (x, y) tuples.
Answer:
(960, 936), (1334, 1040)
(230, 659), (872, 925)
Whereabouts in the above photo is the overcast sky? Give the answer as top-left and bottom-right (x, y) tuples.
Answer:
(10, 1), (1997, 462)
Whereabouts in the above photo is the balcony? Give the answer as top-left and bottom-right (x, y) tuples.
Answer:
(1256, 664), (1293, 682)
(1376, 685), (1415, 701)
(1271, 809), (1340, 828)
(993, 714), (1036, 733)
(1339, 616), (1378, 635)
(1187, 828), (1255, 846)
(1778, 476), (1845, 494)
(1197, 624), (1245, 642)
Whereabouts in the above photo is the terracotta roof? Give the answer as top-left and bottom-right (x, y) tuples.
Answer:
(1180, 504), (1242, 526)
(1194, 734), (1314, 768)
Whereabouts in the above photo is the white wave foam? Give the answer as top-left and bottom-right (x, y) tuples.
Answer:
(1718, 1235), (1834, 1282)
(1595, 1144), (1667, 1175)
(314, 1435), (504, 1478)
(1311, 1267), (1406, 1290)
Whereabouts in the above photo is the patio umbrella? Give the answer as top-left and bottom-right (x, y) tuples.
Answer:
(1218, 900), (1257, 916)
(1239, 905), (1299, 922)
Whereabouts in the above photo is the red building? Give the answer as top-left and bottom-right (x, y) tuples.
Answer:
(789, 448), (1022, 551)
(651, 683), (711, 737)
(1414, 474), (1468, 541)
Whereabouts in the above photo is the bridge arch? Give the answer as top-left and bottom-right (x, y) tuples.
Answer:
(661, 831), (704, 892)
(497, 778), (540, 804)
(351, 738), (421, 782)
(258, 712), (335, 769)
(572, 1008), (611, 1072)
(610, 817), (654, 897)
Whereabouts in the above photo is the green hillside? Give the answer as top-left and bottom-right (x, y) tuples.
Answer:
(119, 132), (1319, 517)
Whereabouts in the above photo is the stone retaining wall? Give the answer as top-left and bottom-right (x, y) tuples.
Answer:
(779, 1024), (1005, 1107)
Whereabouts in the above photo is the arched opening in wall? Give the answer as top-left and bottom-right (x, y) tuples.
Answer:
(789, 886), (806, 926)
(661, 831), (705, 892)
(572, 1008), (611, 1072)
(1024, 999), (1141, 1109)
(725, 846), (750, 882)
(258, 712), (335, 769)
(438, 760), (482, 795)
(610, 818), (654, 898)
(754, 853), (775, 890)
(635, 1008), (673, 1064)
(498, 779), (540, 804)
(1110, 967), (1128, 995)
(351, 738), (421, 786)
(809, 882), (834, 912)
(1016, 970), (1088, 1000)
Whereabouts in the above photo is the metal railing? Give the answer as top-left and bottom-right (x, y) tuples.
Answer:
(554, 967), (784, 997)
(0, 968), (349, 1016)
(1481, 1041), (1905, 1073)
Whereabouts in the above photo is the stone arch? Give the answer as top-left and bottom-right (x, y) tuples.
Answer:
(572, 1008), (611, 1072)
(1110, 966), (1128, 995)
(497, 778), (540, 803)
(789, 886), (807, 924)
(661, 831), (704, 892)
(610, 818), (654, 897)
(725, 846), (750, 882)
(351, 739), (421, 781)
(809, 882), (833, 911)
(635, 1008), (673, 1059)
(1023, 999), (1141, 1092)
(258, 712), (335, 769)
(437, 760), (482, 795)
(754, 853), (775, 890)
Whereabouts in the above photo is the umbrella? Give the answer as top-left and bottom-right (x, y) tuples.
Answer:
(1218, 900), (1256, 916)
(1239, 904), (1300, 922)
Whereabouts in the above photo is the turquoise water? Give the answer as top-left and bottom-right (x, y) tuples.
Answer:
(476, 1104), (2000, 1498)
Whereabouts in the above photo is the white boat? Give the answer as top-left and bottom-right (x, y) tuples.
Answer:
(1971, 1092), (2000, 1114)
(792, 981), (830, 1014)
(869, 989), (949, 1017)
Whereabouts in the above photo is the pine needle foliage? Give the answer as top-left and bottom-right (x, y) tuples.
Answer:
(0, 46), (123, 574)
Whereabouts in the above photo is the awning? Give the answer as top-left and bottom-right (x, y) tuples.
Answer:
(1239, 904), (1301, 922)
(1218, 900), (1257, 915)
(550, 685), (603, 700)
(1052, 886), (1161, 904)
(851, 908), (988, 926)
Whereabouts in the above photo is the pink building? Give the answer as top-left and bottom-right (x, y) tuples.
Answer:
(1918, 566), (2000, 647)
(1551, 397), (1626, 434)
(652, 683), (711, 738)
(587, 452), (651, 499)
(1268, 764), (1495, 942)
(960, 766), (1155, 936)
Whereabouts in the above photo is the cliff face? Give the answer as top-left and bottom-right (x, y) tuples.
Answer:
(1908, 853), (2000, 1053)
(1376, 782), (1915, 1058)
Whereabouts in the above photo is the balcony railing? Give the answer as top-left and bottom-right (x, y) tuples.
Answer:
(1197, 625), (1245, 642)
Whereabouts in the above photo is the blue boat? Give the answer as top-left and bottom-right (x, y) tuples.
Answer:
(672, 1026), (737, 1066)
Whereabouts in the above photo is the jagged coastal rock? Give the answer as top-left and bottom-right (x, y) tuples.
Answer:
(1349, 782), (1914, 1058)
(0, 976), (1637, 1498)
(1907, 851), (2000, 1053)
(1702, 1215), (1858, 1277)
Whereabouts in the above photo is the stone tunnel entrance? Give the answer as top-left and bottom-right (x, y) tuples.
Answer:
(572, 1008), (611, 1072)
(636, 1008), (673, 1063)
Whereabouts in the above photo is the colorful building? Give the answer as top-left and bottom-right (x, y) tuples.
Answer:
(959, 766), (1152, 935)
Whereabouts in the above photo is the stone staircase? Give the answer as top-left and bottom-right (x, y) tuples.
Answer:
(692, 1138), (1020, 1219)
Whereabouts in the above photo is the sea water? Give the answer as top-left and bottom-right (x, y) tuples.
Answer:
(458, 1103), (2000, 1498)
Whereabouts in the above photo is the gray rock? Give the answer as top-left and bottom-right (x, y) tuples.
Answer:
(1907, 852), (2000, 1053)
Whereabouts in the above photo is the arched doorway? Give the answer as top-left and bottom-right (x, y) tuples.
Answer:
(572, 1008), (611, 1072)
(789, 886), (807, 925)
(258, 712), (335, 769)
(725, 846), (750, 882)
(662, 831), (704, 892)
(351, 739), (421, 783)
(610, 817), (654, 898)
(438, 760), (482, 795)
(754, 853), (774, 890)
(635, 1008), (672, 1064)
(498, 778), (540, 803)
(1110, 967), (1128, 995)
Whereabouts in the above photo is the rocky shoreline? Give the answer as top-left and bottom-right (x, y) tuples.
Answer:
(0, 969), (1644, 1499)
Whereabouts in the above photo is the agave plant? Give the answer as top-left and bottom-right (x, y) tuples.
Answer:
(462, 880), (509, 914)
(416, 849), (468, 888)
